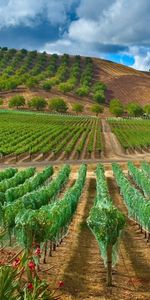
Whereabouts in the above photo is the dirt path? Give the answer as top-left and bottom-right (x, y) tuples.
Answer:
(40, 178), (107, 300)
(61, 178), (105, 300)
(107, 175), (150, 300)
(101, 119), (124, 158)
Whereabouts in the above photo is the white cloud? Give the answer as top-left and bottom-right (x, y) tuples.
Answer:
(0, 0), (75, 28)
(70, 0), (150, 45)
(129, 47), (150, 71)
(41, 38), (106, 59)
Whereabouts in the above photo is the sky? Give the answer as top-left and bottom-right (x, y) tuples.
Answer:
(0, 0), (150, 70)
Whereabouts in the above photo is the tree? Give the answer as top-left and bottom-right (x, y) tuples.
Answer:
(28, 97), (47, 110)
(9, 95), (25, 109)
(75, 85), (90, 97)
(144, 105), (150, 115)
(91, 104), (104, 116)
(93, 91), (105, 103)
(110, 106), (124, 117)
(42, 81), (52, 91)
(110, 99), (122, 109)
(48, 98), (68, 113)
(57, 82), (74, 93)
(92, 82), (107, 93)
(0, 98), (3, 105)
(25, 77), (38, 89)
(127, 103), (143, 117)
(109, 99), (124, 117)
(72, 103), (84, 114)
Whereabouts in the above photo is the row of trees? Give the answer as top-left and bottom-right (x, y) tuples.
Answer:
(4, 95), (104, 115)
(109, 99), (150, 117)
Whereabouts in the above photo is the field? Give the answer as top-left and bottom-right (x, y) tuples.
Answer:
(109, 118), (150, 153)
(1, 162), (150, 300)
(0, 111), (103, 163)
(1, 49), (150, 300)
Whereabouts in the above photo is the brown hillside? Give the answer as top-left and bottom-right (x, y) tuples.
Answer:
(0, 50), (150, 114)
(93, 58), (150, 105)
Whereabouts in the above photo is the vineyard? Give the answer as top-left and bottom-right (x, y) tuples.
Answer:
(108, 118), (150, 153)
(0, 162), (150, 299)
(0, 111), (103, 162)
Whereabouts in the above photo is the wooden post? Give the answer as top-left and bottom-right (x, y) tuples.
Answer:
(43, 241), (47, 264)
(107, 245), (113, 287)
(53, 242), (56, 251)
(49, 241), (53, 257)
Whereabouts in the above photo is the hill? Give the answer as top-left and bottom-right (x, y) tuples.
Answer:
(0, 48), (149, 115)
(93, 58), (150, 105)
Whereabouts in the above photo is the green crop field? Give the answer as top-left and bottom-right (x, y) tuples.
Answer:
(0, 110), (103, 162)
(109, 118), (150, 151)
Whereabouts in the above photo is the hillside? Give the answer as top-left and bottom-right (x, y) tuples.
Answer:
(0, 48), (150, 115)
(93, 58), (150, 105)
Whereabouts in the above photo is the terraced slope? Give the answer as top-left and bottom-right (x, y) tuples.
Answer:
(93, 58), (150, 105)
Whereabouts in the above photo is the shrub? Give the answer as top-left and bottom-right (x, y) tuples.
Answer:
(92, 82), (107, 93)
(0, 98), (3, 105)
(111, 106), (124, 117)
(28, 97), (47, 110)
(72, 103), (84, 113)
(109, 99), (124, 117)
(93, 91), (105, 103)
(48, 98), (68, 113)
(58, 82), (74, 93)
(9, 95), (25, 109)
(127, 103), (143, 117)
(25, 77), (38, 89)
(75, 85), (90, 97)
(91, 104), (104, 116)
(42, 81), (52, 91)
(144, 105), (150, 115)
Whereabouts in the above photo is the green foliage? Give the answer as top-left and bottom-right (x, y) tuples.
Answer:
(0, 78), (18, 91)
(75, 85), (90, 97)
(113, 162), (150, 232)
(92, 82), (106, 93)
(109, 119), (150, 150)
(42, 81), (52, 91)
(28, 97), (47, 110)
(109, 98), (124, 116)
(111, 106), (124, 117)
(127, 102), (143, 117)
(0, 98), (3, 105)
(144, 104), (150, 115)
(72, 103), (84, 113)
(48, 97), (68, 113)
(25, 77), (38, 89)
(91, 104), (104, 115)
(57, 82), (74, 93)
(93, 90), (105, 103)
(87, 164), (125, 268)
(0, 266), (19, 300)
(9, 95), (25, 109)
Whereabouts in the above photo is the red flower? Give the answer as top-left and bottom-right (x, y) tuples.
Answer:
(58, 281), (64, 288)
(12, 258), (21, 268)
(28, 261), (36, 271)
(27, 282), (33, 290)
(35, 247), (41, 256)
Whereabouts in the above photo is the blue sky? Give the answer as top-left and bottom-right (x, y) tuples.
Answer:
(0, 0), (150, 70)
